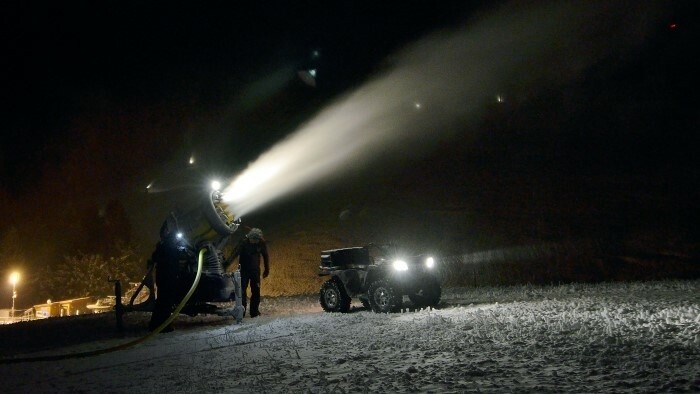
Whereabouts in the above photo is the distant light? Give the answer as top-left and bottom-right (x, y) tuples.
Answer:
(298, 70), (317, 87)
(176, 232), (183, 239)
(211, 180), (222, 191)
(497, 95), (504, 103)
(9, 272), (19, 286)
(312, 50), (320, 58)
(189, 156), (195, 165)
(414, 102), (422, 109)
(146, 183), (152, 190)
(425, 257), (435, 268)
(669, 23), (677, 30)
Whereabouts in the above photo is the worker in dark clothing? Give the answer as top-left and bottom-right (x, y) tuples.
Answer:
(148, 222), (185, 332)
(229, 228), (269, 317)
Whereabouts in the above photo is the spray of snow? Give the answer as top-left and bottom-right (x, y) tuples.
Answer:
(222, 1), (664, 216)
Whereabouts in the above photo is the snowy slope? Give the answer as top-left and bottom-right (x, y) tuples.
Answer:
(0, 279), (698, 393)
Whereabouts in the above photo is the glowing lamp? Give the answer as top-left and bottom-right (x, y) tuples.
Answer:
(392, 260), (408, 271)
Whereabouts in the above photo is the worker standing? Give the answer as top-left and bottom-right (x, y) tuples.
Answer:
(229, 228), (269, 317)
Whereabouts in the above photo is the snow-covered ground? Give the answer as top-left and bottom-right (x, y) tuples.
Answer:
(1, 279), (698, 393)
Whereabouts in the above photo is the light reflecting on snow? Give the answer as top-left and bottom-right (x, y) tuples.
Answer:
(0, 279), (698, 392)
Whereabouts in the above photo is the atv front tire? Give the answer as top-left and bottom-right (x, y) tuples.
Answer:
(320, 279), (351, 313)
(368, 280), (401, 313)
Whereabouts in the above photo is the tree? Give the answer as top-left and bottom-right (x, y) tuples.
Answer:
(38, 245), (143, 301)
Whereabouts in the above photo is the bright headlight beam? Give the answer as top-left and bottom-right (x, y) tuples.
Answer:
(393, 260), (408, 271)
(425, 256), (435, 268)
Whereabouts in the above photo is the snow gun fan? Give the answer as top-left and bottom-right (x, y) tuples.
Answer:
(162, 190), (240, 248)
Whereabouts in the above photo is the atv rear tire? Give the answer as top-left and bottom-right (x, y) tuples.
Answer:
(368, 280), (401, 313)
(320, 279), (351, 313)
(408, 276), (441, 308)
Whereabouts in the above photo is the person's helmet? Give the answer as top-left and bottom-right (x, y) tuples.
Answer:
(247, 228), (264, 241)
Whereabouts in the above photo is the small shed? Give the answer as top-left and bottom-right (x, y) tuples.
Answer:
(34, 297), (95, 318)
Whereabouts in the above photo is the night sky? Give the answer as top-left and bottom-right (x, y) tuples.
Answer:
(1, 1), (698, 302)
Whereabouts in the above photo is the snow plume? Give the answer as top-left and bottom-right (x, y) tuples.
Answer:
(223, 1), (667, 216)
(446, 240), (601, 265)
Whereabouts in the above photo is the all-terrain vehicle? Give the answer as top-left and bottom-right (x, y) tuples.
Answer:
(318, 243), (441, 313)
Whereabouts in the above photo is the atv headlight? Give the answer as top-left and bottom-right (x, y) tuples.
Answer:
(425, 256), (435, 269)
(392, 259), (409, 271)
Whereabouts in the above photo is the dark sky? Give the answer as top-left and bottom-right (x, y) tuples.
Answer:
(1, 1), (698, 284)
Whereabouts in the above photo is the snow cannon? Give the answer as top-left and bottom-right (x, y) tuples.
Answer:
(119, 189), (245, 325)
(160, 190), (240, 248)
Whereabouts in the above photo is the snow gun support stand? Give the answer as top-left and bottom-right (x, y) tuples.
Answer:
(109, 277), (125, 333)
(109, 261), (157, 333)
(110, 257), (245, 333)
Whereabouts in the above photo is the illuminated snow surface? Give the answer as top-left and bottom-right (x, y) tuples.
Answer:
(1, 280), (699, 393)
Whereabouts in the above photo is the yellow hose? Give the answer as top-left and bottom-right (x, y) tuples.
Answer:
(0, 248), (207, 364)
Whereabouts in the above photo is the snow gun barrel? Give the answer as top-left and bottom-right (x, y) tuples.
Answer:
(161, 190), (240, 246)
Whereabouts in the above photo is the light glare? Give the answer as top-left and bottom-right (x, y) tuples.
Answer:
(393, 260), (408, 271)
